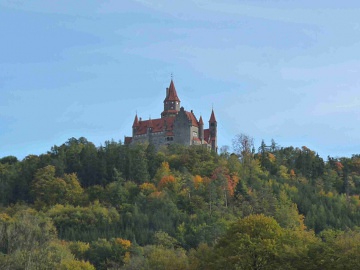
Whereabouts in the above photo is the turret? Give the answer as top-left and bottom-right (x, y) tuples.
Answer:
(132, 114), (139, 137)
(161, 79), (181, 118)
(209, 109), (217, 152)
(198, 115), (204, 141)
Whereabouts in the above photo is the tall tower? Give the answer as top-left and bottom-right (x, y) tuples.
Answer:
(209, 109), (217, 152)
(198, 115), (204, 141)
(161, 79), (180, 118)
(132, 114), (139, 137)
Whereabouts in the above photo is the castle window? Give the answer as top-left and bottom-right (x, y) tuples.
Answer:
(192, 131), (198, 137)
(210, 123), (215, 127)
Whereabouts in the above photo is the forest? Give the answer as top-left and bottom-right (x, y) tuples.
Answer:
(1, 135), (360, 269)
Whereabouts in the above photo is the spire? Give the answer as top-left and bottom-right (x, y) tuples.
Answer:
(164, 79), (180, 102)
(209, 109), (217, 123)
(132, 114), (139, 127)
(199, 115), (204, 125)
(162, 79), (181, 118)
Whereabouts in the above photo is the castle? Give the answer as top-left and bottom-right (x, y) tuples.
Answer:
(125, 79), (218, 152)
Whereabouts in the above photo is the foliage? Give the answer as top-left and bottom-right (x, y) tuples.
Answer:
(2, 136), (360, 268)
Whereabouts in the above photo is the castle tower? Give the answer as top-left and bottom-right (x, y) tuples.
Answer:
(161, 79), (180, 118)
(209, 109), (217, 152)
(198, 115), (204, 141)
(132, 114), (139, 137)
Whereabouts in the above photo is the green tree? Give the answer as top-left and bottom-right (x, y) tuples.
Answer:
(128, 144), (150, 184)
(0, 208), (80, 269)
(31, 165), (84, 208)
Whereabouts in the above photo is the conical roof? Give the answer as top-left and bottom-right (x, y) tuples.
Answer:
(164, 79), (180, 102)
(132, 114), (139, 127)
(199, 115), (204, 125)
(209, 109), (217, 123)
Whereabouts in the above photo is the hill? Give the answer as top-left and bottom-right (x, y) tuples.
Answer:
(1, 135), (360, 269)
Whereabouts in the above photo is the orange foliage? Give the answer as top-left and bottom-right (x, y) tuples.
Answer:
(228, 174), (239, 196)
(202, 176), (211, 186)
(335, 162), (344, 171)
(268, 153), (276, 163)
(158, 175), (176, 189)
(290, 169), (296, 179)
(193, 175), (203, 189)
(211, 167), (239, 197)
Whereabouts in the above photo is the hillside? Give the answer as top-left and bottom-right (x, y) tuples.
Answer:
(1, 135), (360, 269)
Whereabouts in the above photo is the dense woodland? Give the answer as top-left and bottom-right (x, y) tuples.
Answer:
(1, 135), (360, 269)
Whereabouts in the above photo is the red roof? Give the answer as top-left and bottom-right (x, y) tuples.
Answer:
(132, 114), (139, 128)
(209, 109), (217, 123)
(124, 136), (132, 144)
(164, 80), (180, 102)
(135, 117), (175, 135)
(199, 115), (204, 125)
(185, 111), (199, 127)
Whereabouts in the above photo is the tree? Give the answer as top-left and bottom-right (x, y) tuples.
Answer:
(128, 144), (150, 184)
(0, 208), (81, 269)
(211, 214), (283, 270)
(210, 214), (319, 270)
(31, 165), (84, 208)
(232, 134), (254, 165)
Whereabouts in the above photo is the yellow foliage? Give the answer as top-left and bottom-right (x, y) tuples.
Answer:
(68, 241), (90, 257)
(115, 238), (131, 249)
(319, 190), (334, 198)
(58, 259), (95, 270)
(154, 161), (171, 182)
(123, 251), (131, 264)
(140, 182), (157, 193)
(0, 213), (12, 222)
(268, 153), (276, 163)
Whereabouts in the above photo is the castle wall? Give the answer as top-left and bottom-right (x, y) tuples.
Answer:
(150, 132), (168, 148)
(132, 134), (149, 144)
(173, 110), (191, 145)
(132, 131), (172, 149)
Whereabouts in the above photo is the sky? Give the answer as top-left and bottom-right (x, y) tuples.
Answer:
(1, 0), (360, 160)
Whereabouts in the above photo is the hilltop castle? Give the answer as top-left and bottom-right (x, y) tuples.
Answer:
(125, 79), (217, 152)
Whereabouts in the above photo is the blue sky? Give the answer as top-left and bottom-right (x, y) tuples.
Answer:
(1, 0), (360, 160)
